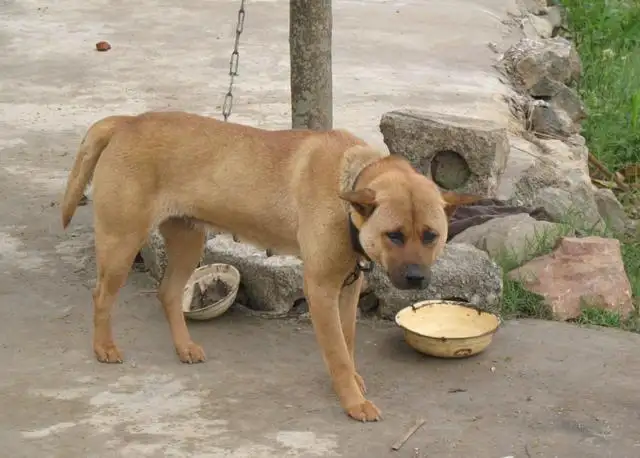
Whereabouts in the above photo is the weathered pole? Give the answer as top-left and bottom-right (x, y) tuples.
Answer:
(289, 0), (333, 130)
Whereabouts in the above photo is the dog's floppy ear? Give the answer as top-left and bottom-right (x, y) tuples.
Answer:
(441, 191), (482, 219)
(340, 188), (377, 218)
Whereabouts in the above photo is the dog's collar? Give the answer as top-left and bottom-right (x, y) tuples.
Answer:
(344, 167), (375, 287)
(344, 216), (374, 287)
(348, 215), (371, 263)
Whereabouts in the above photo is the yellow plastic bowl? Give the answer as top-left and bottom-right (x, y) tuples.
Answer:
(182, 263), (240, 321)
(395, 300), (501, 358)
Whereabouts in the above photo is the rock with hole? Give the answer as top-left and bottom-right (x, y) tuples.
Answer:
(379, 110), (510, 196)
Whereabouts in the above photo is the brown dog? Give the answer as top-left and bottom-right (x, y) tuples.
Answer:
(61, 111), (477, 422)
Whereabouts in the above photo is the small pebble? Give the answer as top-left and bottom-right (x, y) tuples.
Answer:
(95, 41), (111, 51)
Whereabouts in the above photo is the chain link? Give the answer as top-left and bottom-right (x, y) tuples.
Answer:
(222, 0), (246, 121)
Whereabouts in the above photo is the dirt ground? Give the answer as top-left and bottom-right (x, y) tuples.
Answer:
(2, 0), (640, 457)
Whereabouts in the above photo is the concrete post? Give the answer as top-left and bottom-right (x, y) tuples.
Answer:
(289, 0), (333, 130)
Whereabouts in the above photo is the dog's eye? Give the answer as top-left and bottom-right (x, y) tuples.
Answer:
(386, 231), (405, 246)
(422, 230), (438, 244)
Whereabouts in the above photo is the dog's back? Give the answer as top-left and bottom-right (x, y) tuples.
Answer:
(62, 111), (373, 253)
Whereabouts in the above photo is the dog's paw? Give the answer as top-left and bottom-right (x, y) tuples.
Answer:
(354, 372), (367, 395)
(94, 342), (123, 364)
(176, 342), (206, 364)
(346, 400), (382, 422)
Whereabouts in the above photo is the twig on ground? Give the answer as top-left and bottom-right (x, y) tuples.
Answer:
(391, 418), (426, 451)
(138, 289), (157, 294)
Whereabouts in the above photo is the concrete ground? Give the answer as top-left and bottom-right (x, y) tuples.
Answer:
(1, 0), (640, 456)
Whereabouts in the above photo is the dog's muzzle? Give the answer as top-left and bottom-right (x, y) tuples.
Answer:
(391, 264), (431, 290)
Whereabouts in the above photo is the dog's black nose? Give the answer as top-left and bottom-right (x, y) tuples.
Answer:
(405, 264), (425, 287)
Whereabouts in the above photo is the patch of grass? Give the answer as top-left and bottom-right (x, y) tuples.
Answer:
(500, 278), (551, 320)
(562, 0), (640, 170)
(574, 306), (640, 333)
(575, 307), (622, 328)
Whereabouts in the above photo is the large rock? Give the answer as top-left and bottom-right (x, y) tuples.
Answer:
(379, 110), (510, 196)
(450, 213), (566, 267)
(367, 243), (503, 319)
(497, 135), (603, 231)
(203, 235), (304, 314)
(533, 187), (603, 231)
(508, 236), (634, 320)
(500, 37), (581, 90)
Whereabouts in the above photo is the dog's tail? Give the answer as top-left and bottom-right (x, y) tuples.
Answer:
(61, 116), (127, 229)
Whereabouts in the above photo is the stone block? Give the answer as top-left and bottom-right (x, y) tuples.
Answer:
(379, 110), (510, 196)
(367, 243), (503, 319)
(203, 235), (304, 314)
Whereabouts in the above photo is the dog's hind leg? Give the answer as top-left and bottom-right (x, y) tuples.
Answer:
(339, 274), (366, 395)
(157, 218), (207, 364)
(93, 229), (147, 363)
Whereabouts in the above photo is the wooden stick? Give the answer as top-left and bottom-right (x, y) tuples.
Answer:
(391, 418), (426, 451)
(138, 289), (157, 295)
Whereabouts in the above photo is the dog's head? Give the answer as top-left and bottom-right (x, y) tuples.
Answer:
(340, 157), (480, 290)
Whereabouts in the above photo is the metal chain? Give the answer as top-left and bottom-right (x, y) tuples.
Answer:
(222, 0), (246, 121)
(224, 0), (258, 250)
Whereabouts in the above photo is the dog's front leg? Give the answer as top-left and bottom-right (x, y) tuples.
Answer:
(339, 274), (367, 395)
(304, 274), (381, 422)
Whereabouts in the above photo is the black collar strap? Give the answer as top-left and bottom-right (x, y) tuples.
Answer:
(344, 215), (374, 287)
(348, 215), (372, 263)
(343, 164), (375, 287)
